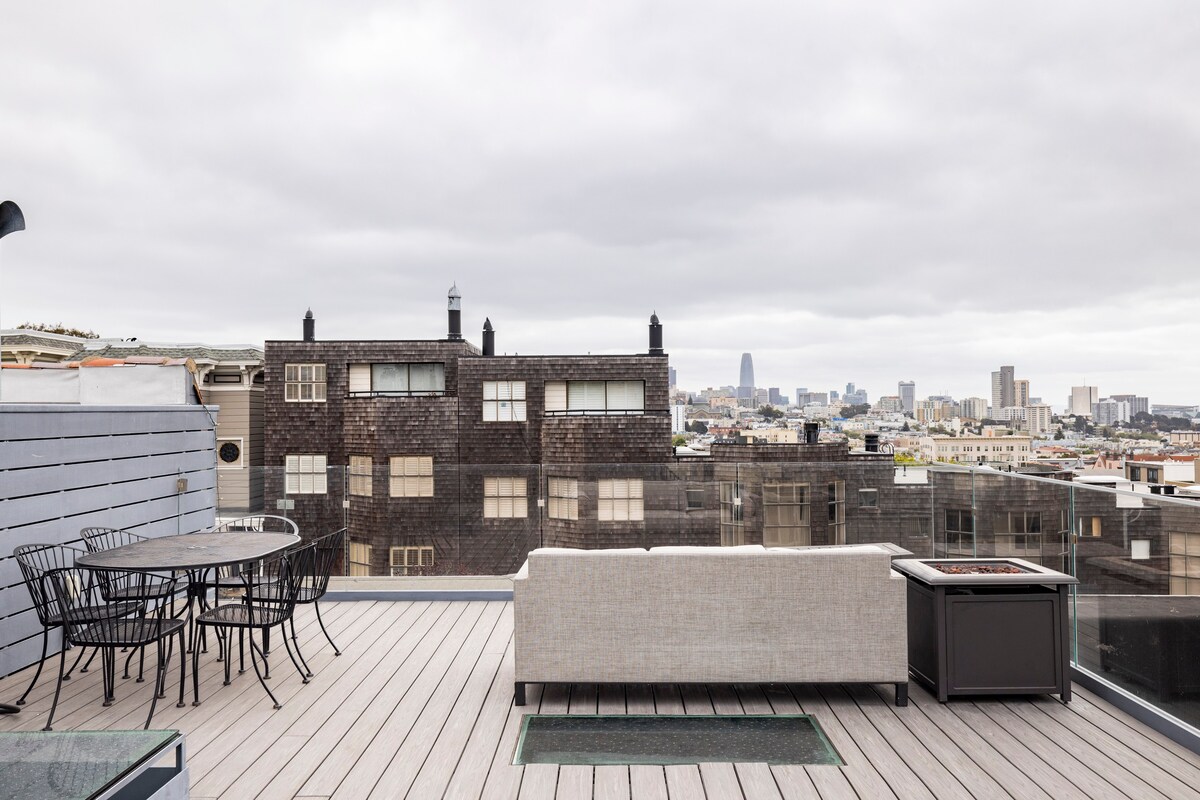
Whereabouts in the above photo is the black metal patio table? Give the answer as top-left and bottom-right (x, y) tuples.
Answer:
(74, 532), (300, 573)
(74, 532), (301, 665)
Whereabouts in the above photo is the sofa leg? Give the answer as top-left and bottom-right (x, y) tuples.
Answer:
(895, 682), (909, 707)
(515, 682), (526, 706)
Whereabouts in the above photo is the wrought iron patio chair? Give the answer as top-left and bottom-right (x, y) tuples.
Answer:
(79, 526), (189, 681)
(255, 528), (346, 676)
(191, 544), (310, 709)
(11, 544), (128, 709)
(44, 565), (185, 730)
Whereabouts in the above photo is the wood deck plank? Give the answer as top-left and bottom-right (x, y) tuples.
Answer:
(5, 600), (1200, 800)
(628, 766), (667, 800)
(594, 765), (631, 800)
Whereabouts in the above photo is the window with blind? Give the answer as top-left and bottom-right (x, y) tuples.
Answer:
(389, 456), (434, 497)
(390, 546), (434, 577)
(349, 455), (373, 496)
(764, 483), (811, 546)
(547, 477), (579, 520)
(598, 478), (644, 521)
(348, 363), (446, 396)
(285, 455), (328, 494)
(285, 364), (326, 402)
(483, 381), (527, 421)
(544, 380), (645, 415)
(484, 477), (528, 518)
(349, 541), (372, 576)
(720, 481), (744, 545)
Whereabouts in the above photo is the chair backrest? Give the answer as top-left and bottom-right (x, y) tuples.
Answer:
(299, 528), (345, 600)
(80, 526), (146, 553)
(46, 567), (177, 644)
(13, 544), (86, 627)
(243, 547), (310, 626)
(208, 515), (298, 535)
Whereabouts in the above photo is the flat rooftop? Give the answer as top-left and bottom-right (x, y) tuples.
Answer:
(2, 600), (1198, 799)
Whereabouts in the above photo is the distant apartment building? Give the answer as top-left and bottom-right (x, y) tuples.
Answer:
(875, 395), (903, 414)
(1110, 394), (1149, 417)
(1168, 431), (1200, 447)
(1124, 455), (1197, 486)
(898, 381), (915, 414)
(960, 397), (988, 421)
(708, 396), (740, 411)
(1094, 398), (1131, 426)
(264, 295), (671, 575)
(671, 404), (687, 434)
(668, 366), (677, 388)
(1069, 386), (1100, 417)
(915, 399), (953, 424)
(1014, 378), (1030, 408)
(920, 434), (1033, 466)
(991, 366), (1015, 412)
(796, 389), (828, 407)
(1025, 404), (1054, 437)
(739, 428), (799, 444)
(1153, 404), (1199, 418)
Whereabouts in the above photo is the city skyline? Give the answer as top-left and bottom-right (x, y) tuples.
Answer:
(3, 4), (1199, 405)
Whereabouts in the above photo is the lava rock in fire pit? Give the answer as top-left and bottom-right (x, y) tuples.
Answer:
(933, 564), (1024, 575)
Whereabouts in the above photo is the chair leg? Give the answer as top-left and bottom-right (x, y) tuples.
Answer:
(190, 629), (202, 706)
(16, 628), (49, 705)
(223, 631), (233, 686)
(76, 642), (96, 676)
(145, 640), (166, 730)
(895, 681), (909, 707)
(248, 633), (281, 709)
(238, 629), (246, 675)
(314, 601), (340, 656)
(44, 643), (69, 730)
(280, 625), (309, 684)
(65, 642), (90, 680)
(102, 649), (114, 707)
(289, 616), (313, 678)
(176, 630), (187, 709)
(514, 682), (526, 706)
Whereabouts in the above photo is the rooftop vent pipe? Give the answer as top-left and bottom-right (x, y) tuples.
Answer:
(303, 308), (315, 342)
(804, 422), (820, 445)
(482, 318), (495, 357)
(649, 312), (664, 355)
(447, 284), (462, 340)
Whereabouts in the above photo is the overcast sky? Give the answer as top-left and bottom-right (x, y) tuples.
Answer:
(2, 2), (1198, 409)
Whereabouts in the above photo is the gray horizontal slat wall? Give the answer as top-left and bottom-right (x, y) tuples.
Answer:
(0, 404), (219, 679)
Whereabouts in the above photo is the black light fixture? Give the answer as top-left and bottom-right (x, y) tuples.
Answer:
(0, 200), (27, 416)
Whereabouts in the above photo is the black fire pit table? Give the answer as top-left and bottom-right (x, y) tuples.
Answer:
(892, 558), (1078, 703)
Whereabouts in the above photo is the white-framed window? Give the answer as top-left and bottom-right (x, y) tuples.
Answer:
(720, 481), (744, 545)
(858, 488), (879, 508)
(764, 483), (811, 546)
(217, 438), (244, 469)
(389, 456), (434, 497)
(544, 380), (645, 415)
(285, 364), (327, 402)
(598, 478), (644, 521)
(828, 481), (846, 545)
(349, 455), (373, 497)
(349, 541), (372, 576)
(483, 381), (527, 421)
(349, 362), (445, 396)
(390, 545), (434, 576)
(285, 455), (327, 494)
(547, 477), (579, 520)
(484, 477), (528, 518)
(686, 486), (705, 511)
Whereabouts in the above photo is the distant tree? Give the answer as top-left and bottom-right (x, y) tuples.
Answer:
(1053, 429), (1065, 440)
(927, 425), (951, 435)
(17, 322), (100, 339)
(894, 452), (922, 465)
(901, 421), (911, 432)
(686, 420), (708, 435)
(1073, 416), (1090, 433)
(840, 404), (871, 418)
(758, 405), (784, 420)
(672, 434), (688, 447)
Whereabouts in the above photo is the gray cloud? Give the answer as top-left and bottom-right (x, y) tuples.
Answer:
(2, 1), (1198, 408)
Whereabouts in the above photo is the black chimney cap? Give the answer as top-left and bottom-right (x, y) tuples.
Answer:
(483, 317), (493, 331)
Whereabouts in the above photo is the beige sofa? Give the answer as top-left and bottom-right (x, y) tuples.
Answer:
(513, 544), (909, 706)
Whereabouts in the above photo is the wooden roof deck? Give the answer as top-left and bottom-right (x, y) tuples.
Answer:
(2, 599), (1199, 799)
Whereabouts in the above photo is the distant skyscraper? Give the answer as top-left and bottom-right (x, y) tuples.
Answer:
(961, 397), (988, 421)
(1111, 394), (1149, 417)
(1069, 386), (1099, 417)
(898, 381), (916, 414)
(991, 366), (1015, 412)
(669, 366), (677, 388)
(737, 353), (755, 401)
(1014, 379), (1030, 407)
